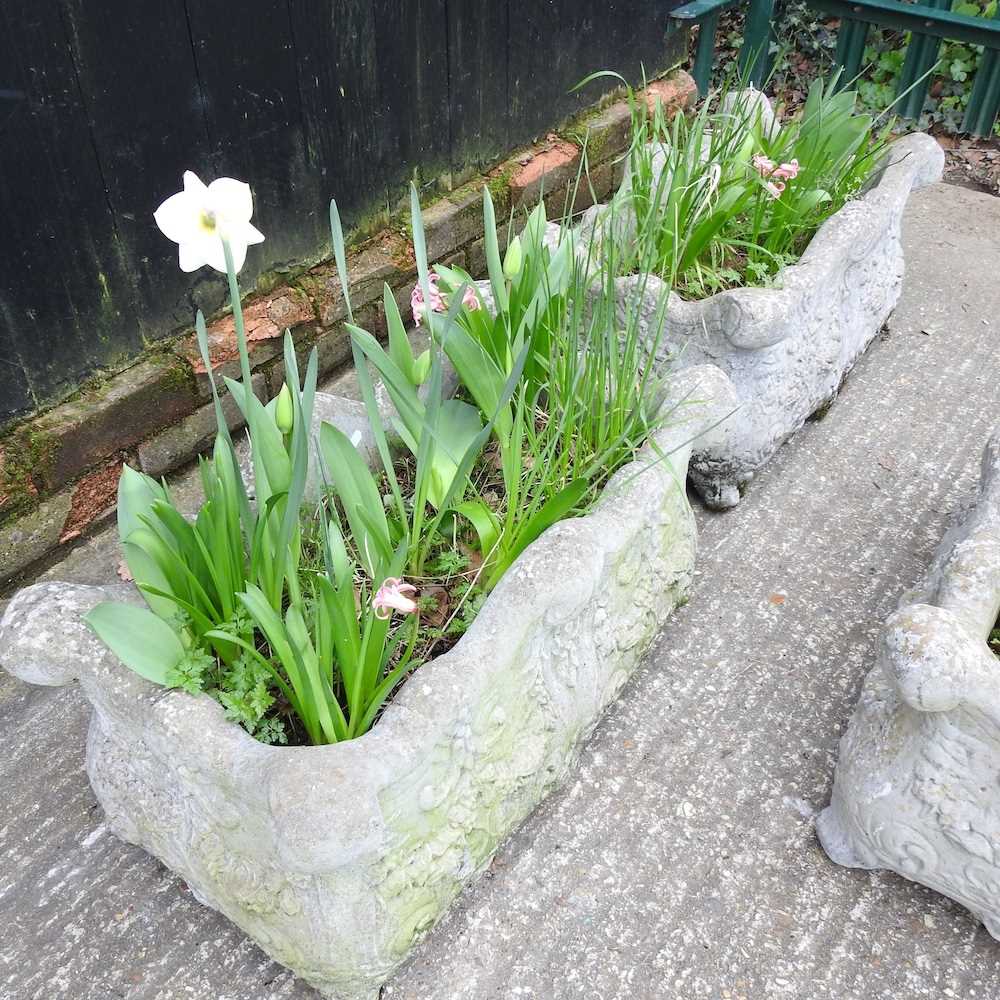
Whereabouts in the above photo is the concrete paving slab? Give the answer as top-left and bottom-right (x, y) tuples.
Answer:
(2, 182), (999, 999)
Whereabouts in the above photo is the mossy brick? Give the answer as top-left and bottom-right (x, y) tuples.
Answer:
(254, 269), (285, 296)
(0, 442), (40, 524)
(297, 234), (412, 328)
(581, 101), (634, 165)
(348, 299), (387, 343)
(510, 141), (582, 208)
(138, 374), (265, 479)
(541, 183), (575, 222)
(543, 160), (615, 219)
(25, 356), (201, 493)
(436, 164), (479, 192)
(613, 156), (627, 190)
(312, 326), (355, 380)
(443, 177), (488, 207)
(176, 287), (317, 397)
(589, 160), (616, 204)
(178, 326), (281, 387)
(266, 301), (384, 393)
(640, 72), (697, 119)
(422, 187), (484, 261)
(484, 161), (518, 215)
(0, 490), (72, 583)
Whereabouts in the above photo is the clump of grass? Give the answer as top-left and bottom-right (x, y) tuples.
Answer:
(592, 68), (891, 297)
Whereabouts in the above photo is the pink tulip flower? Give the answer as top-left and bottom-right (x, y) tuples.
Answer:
(372, 577), (418, 619)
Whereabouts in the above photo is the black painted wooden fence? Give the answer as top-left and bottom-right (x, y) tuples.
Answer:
(0, 1), (681, 426)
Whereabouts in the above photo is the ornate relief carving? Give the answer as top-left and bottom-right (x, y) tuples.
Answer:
(819, 427), (1000, 936)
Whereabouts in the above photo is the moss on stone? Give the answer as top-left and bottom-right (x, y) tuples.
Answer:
(577, 118), (618, 164)
(74, 370), (115, 401)
(159, 359), (197, 395)
(346, 205), (394, 250)
(29, 429), (58, 473)
(486, 162), (517, 214)
(255, 269), (284, 296)
(0, 427), (58, 524)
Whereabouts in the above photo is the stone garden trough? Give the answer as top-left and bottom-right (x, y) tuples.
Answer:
(601, 94), (944, 508)
(0, 364), (724, 1000)
(818, 425), (1000, 937)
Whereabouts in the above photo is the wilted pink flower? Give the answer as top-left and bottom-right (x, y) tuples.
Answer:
(772, 158), (799, 181)
(372, 577), (418, 619)
(411, 274), (446, 327)
(411, 273), (482, 326)
(461, 285), (481, 311)
(752, 153), (798, 198)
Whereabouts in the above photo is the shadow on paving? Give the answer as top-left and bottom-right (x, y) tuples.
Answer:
(2, 182), (1000, 1000)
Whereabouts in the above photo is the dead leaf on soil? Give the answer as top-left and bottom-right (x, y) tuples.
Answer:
(420, 585), (450, 628)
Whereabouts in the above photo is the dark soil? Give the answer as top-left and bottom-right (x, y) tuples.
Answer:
(937, 132), (1000, 197)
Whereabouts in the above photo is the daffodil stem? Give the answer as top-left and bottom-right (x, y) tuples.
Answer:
(222, 239), (253, 393)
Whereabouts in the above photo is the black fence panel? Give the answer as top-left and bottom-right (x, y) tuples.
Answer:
(0, 0), (680, 425)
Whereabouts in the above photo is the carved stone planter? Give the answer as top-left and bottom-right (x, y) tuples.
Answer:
(612, 125), (944, 509)
(0, 365), (721, 1000)
(818, 426), (1000, 937)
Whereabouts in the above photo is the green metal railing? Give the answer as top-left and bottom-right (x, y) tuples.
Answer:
(669, 0), (1000, 135)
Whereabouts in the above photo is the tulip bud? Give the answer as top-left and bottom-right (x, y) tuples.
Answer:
(502, 235), (523, 280)
(275, 383), (294, 434)
(412, 349), (432, 385)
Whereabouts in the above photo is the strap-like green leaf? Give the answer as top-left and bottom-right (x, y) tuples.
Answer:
(483, 186), (509, 312)
(425, 399), (483, 509)
(319, 421), (392, 579)
(487, 478), (589, 590)
(451, 500), (501, 558)
(117, 464), (167, 543)
(85, 602), (186, 686)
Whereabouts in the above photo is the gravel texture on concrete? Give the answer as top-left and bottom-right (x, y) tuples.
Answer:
(2, 181), (1000, 999)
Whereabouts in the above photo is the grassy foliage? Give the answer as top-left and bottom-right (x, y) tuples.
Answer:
(614, 71), (888, 295)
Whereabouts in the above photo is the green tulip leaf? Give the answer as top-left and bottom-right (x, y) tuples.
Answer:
(85, 602), (187, 686)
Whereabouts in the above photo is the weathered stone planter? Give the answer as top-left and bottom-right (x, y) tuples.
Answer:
(0, 364), (721, 1000)
(609, 121), (944, 509)
(818, 426), (1000, 937)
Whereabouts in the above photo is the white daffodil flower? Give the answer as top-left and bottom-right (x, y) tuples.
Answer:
(153, 171), (265, 274)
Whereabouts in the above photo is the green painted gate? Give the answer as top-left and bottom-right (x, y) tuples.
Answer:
(670, 0), (1000, 135)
